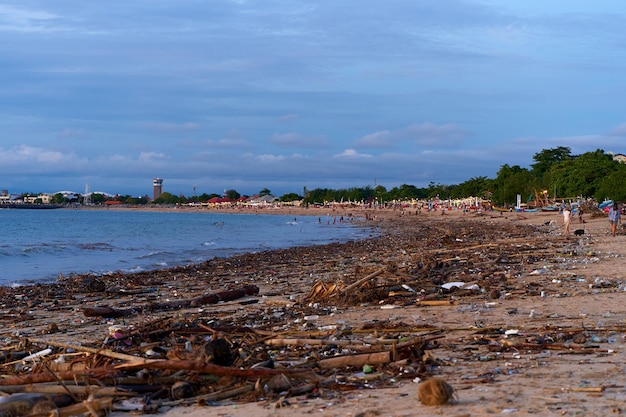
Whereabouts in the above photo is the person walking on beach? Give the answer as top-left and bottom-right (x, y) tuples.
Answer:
(562, 205), (571, 235)
(578, 207), (584, 223)
(608, 202), (621, 237)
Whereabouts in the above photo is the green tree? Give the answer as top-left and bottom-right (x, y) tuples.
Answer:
(154, 192), (183, 205)
(595, 162), (626, 202)
(531, 146), (572, 179)
(259, 188), (271, 196)
(279, 192), (302, 202)
(454, 176), (494, 199)
(386, 184), (427, 201)
(125, 196), (149, 205)
(492, 164), (535, 205)
(225, 189), (241, 200)
(546, 149), (618, 199)
(427, 182), (454, 199)
(50, 193), (66, 204)
(91, 193), (106, 204)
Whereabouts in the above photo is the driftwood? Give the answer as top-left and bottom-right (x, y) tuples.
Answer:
(317, 351), (392, 369)
(115, 359), (312, 378)
(264, 338), (367, 347)
(0, 367), (122, 386)
(0, 384), (131, 397)
(160, 384), (255, 407)
(82, 284), (259, 318)
(416, 300), (456, 306)
(28, 338), (162, 364)
(47, 397), (113, 417)
(334, 268), (385, 297)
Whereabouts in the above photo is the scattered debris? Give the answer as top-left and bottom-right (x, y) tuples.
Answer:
(0, 215), (621, 415)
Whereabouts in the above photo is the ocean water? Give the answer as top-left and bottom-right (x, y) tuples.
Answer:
(0, 208), (373, 286)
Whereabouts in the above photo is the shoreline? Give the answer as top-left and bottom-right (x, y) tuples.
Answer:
(2, 208), (624, 416)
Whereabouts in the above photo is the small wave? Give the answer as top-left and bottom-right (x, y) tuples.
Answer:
(138, 251), (168, 259)
(22, 244), (64, 254)
(202, 241), (216, 247)
(155, 262), (168, 267)
(77, 242), (115, 251)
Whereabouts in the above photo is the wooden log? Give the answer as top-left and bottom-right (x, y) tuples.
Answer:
(189, 284), (259, 307)
(81, 306), (134, 318)
(115, 360), (312, 378)
(317, 351), (392, 369)
(51, 397), (113, 417)
(264, 338), (365, 347)
(80, 284), (260, 317)
(0, 384), (132, 397)
(0, 367), (121, 386)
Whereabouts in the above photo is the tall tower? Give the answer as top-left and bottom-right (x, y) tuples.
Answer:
(83, 184), (91, 205)
(153, 178), (163, 200)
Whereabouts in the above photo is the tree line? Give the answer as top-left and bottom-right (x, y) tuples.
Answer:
(303, 147), (626, 206)
(40, 147), (626, 206)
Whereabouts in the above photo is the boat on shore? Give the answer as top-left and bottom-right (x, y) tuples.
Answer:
(516, 208), (539, 213)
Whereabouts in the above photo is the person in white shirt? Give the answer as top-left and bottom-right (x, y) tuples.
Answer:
(562, 206), (571, 235)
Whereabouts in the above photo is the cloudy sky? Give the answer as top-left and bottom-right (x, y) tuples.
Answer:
(2, 1), (626, 197)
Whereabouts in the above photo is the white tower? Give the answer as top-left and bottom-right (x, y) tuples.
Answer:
(83, 184), (91, 205)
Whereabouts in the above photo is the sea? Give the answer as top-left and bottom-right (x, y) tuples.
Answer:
(0, 208), (374, 287)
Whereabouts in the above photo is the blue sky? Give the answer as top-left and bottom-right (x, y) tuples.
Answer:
(2, 1), (626, 197)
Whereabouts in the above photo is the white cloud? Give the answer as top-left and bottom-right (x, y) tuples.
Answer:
(204, 138), (251, 149)
(138, 152), (168, 162)
(10, 145), (72, 164)
(58, 128), (87, 139)
(277, 113), (299, 122)
(333, 149), (373, 159)
(355, 131), (393, 148)
(270, 132), (330, 148)
(0, 5), (58, 33)
(354, 123), (467, 149)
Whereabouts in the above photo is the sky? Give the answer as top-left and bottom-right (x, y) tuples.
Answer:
(2, 1), (626, 198)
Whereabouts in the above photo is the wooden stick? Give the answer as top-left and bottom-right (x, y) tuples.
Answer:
(54, 397), (113, 417)
(0, 367), (122, 386)
(0, 384), (132, 397)
(334, 268), (385, 296)
(264, 338), (365, 347)
(27, 338), (162, 364)
(416, 300), (455, 306)
(317, 351), (391, 369)
(570, 386), (604, 392)
(159, 384), (255, 407)
(198, 384), (254, 402)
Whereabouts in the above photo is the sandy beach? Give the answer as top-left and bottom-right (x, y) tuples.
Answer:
(2, 206), (625, 417)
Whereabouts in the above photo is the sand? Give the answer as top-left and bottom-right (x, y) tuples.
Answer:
(3, 206), (626, 417)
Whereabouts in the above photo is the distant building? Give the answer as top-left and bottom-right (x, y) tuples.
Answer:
(153, 178), (163, 200)
(0, 190), (12, 204)
(23, 193), (52, 204)
(612, 153), (626, 163)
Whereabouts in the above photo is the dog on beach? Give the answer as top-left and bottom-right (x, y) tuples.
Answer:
(573, 229), (585, 236)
